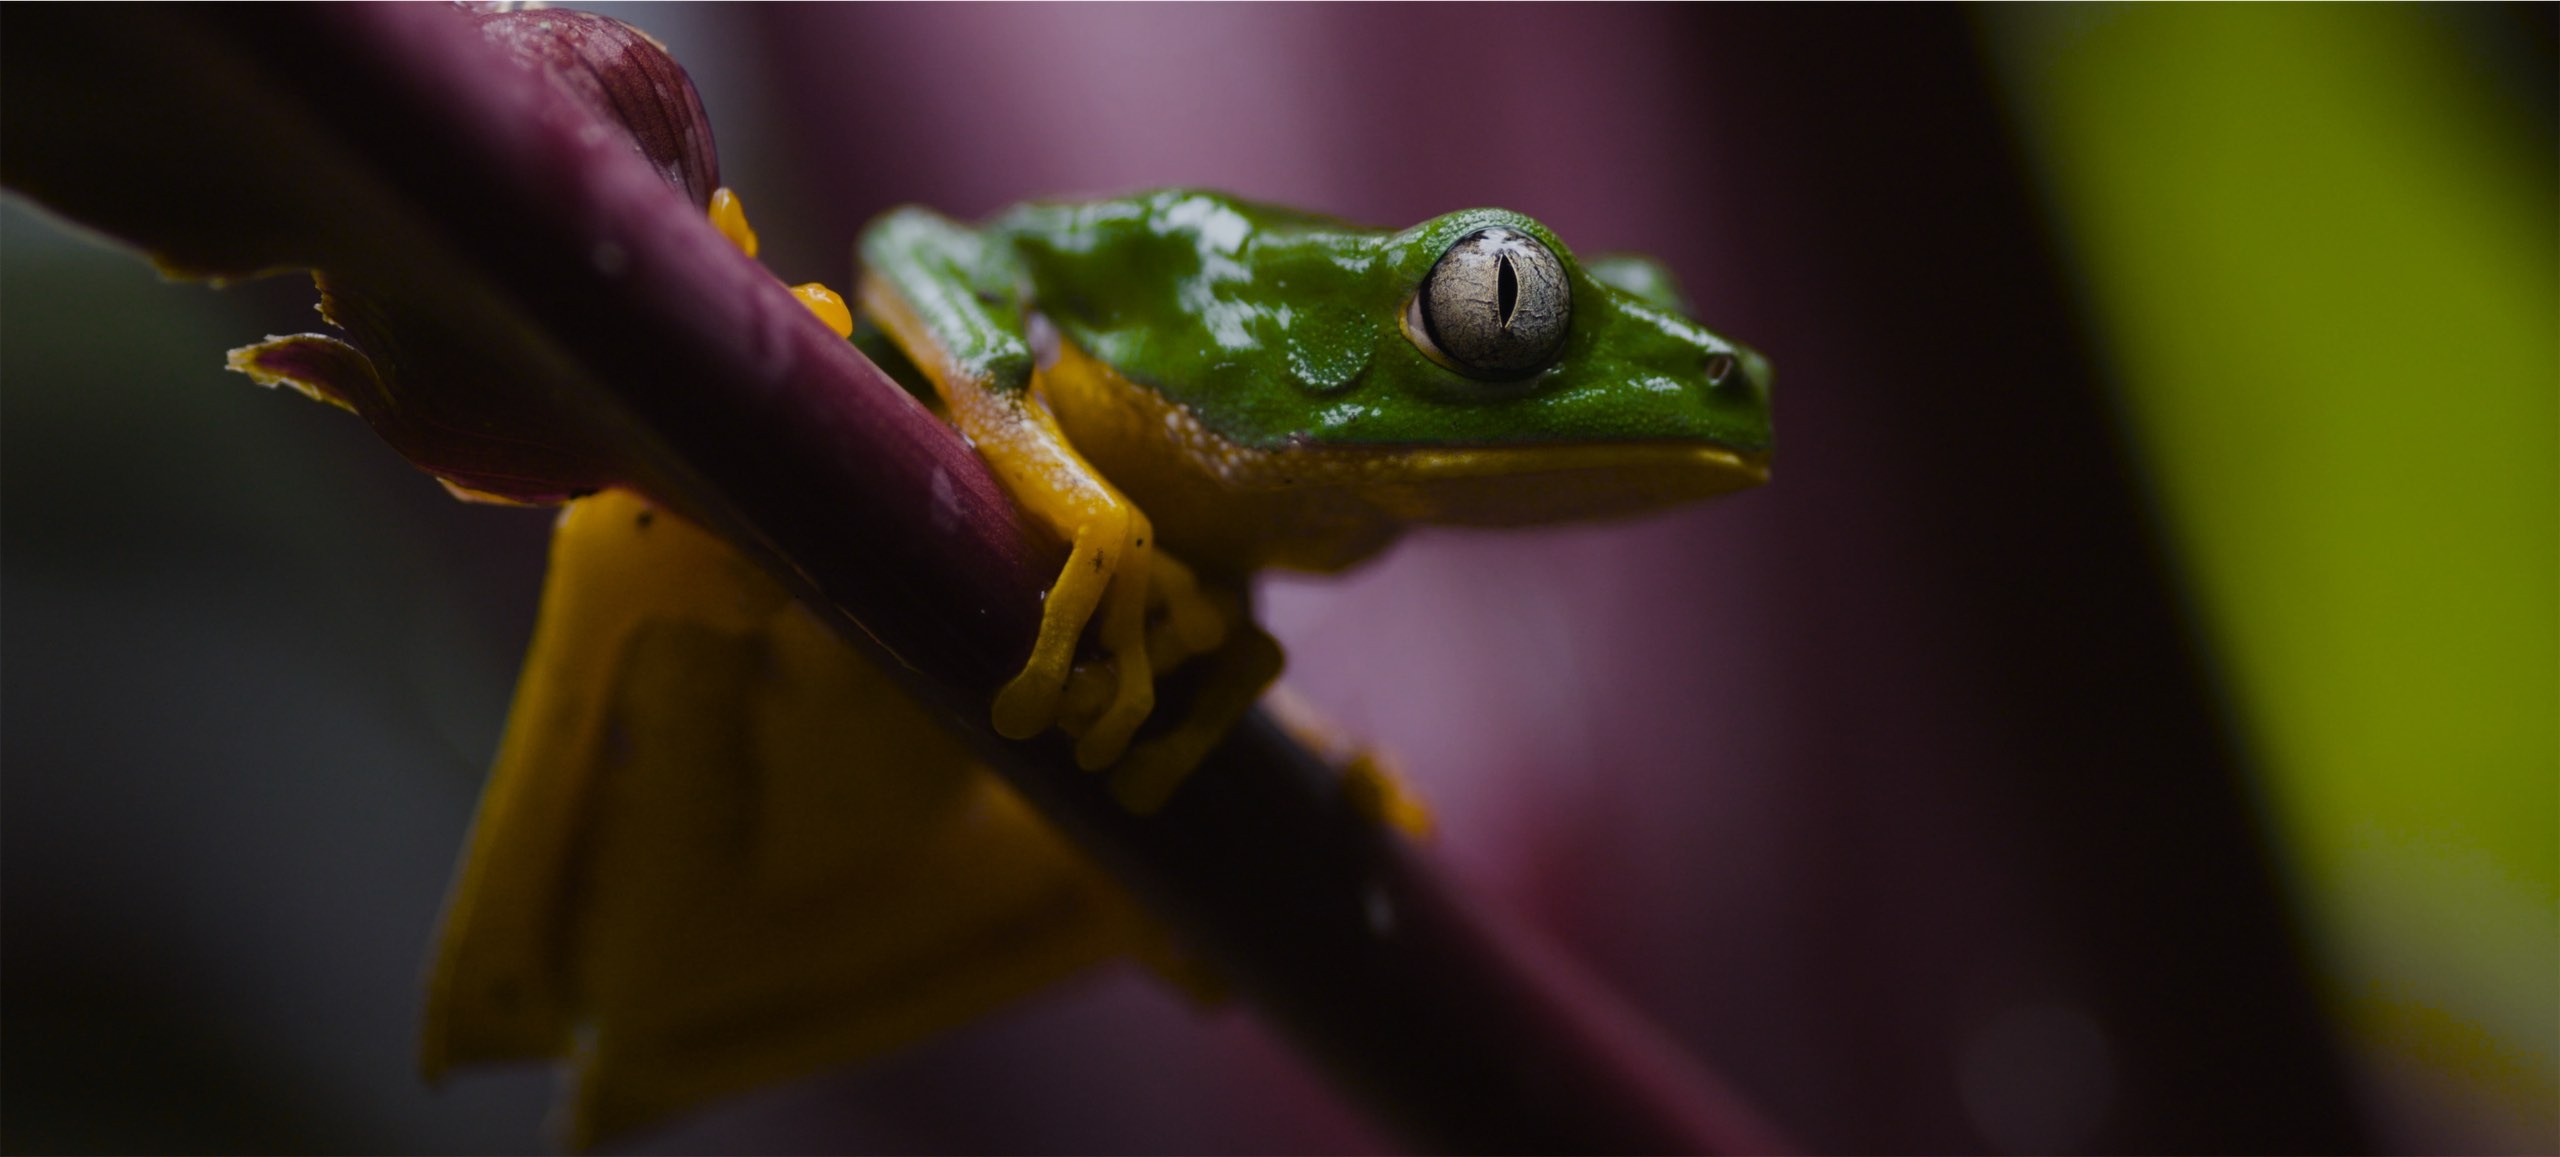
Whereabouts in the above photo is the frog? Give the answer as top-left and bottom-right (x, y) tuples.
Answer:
(422, 189), (1770, 1144)
(835, 188), (1772, 809)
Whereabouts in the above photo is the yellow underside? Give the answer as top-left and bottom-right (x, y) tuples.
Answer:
(422, 491), (1175, 1147)
(1034, 337), (1769, 576)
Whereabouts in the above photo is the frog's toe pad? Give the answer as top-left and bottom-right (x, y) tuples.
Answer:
(992, 670), (1065, 740)
(1145, 553), (1231, 662)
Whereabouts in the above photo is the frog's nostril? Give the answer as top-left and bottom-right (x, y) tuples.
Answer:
(1703, 352), (1737, 386)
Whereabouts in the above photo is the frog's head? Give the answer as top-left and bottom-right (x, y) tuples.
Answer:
(1028, 192), (1771, 531)
(1316, 208), (1772, 527)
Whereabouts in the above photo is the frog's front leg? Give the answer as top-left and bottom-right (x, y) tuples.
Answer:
(856, 209), (1184, 769)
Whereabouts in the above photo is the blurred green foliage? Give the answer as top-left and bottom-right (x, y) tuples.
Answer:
(1988, 4), (2557, 1143)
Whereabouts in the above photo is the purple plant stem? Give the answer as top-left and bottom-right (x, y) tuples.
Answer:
(0, 5), (1794, 1151)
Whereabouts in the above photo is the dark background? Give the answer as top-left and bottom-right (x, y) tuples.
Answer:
(4, 6), (2551, 1153)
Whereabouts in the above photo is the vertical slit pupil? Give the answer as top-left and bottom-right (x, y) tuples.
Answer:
(1496, 253), (1519, 329)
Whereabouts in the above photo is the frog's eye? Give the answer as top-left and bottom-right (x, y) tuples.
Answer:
(1408, 227), (1571, 379)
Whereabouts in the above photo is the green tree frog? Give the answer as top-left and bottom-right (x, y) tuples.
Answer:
(424, 189), (1770, 1143)
(847, 189), (1772, 807)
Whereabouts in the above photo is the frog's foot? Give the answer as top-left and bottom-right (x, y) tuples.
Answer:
(991, 503), (1160, 771)
(710, 187), (854, 338)
(1057, 551), (1231, 725)
(1048, 550), (1240, 793)
(1107, 623), (1286, 814)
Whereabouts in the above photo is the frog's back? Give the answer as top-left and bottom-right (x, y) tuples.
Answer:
(981, 190), (1408, 462)
(985, 188), (1364, 254)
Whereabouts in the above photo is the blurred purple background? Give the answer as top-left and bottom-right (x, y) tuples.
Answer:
(6, 5), (2545, 1154)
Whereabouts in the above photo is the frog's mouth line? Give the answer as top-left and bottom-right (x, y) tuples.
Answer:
(1331, 441), (1768, 485)
(1210, 427), (1768, 493)
(1263, 440), (1770, 527)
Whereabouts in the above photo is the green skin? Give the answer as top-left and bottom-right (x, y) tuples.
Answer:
(856, 189), (1772, 456)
